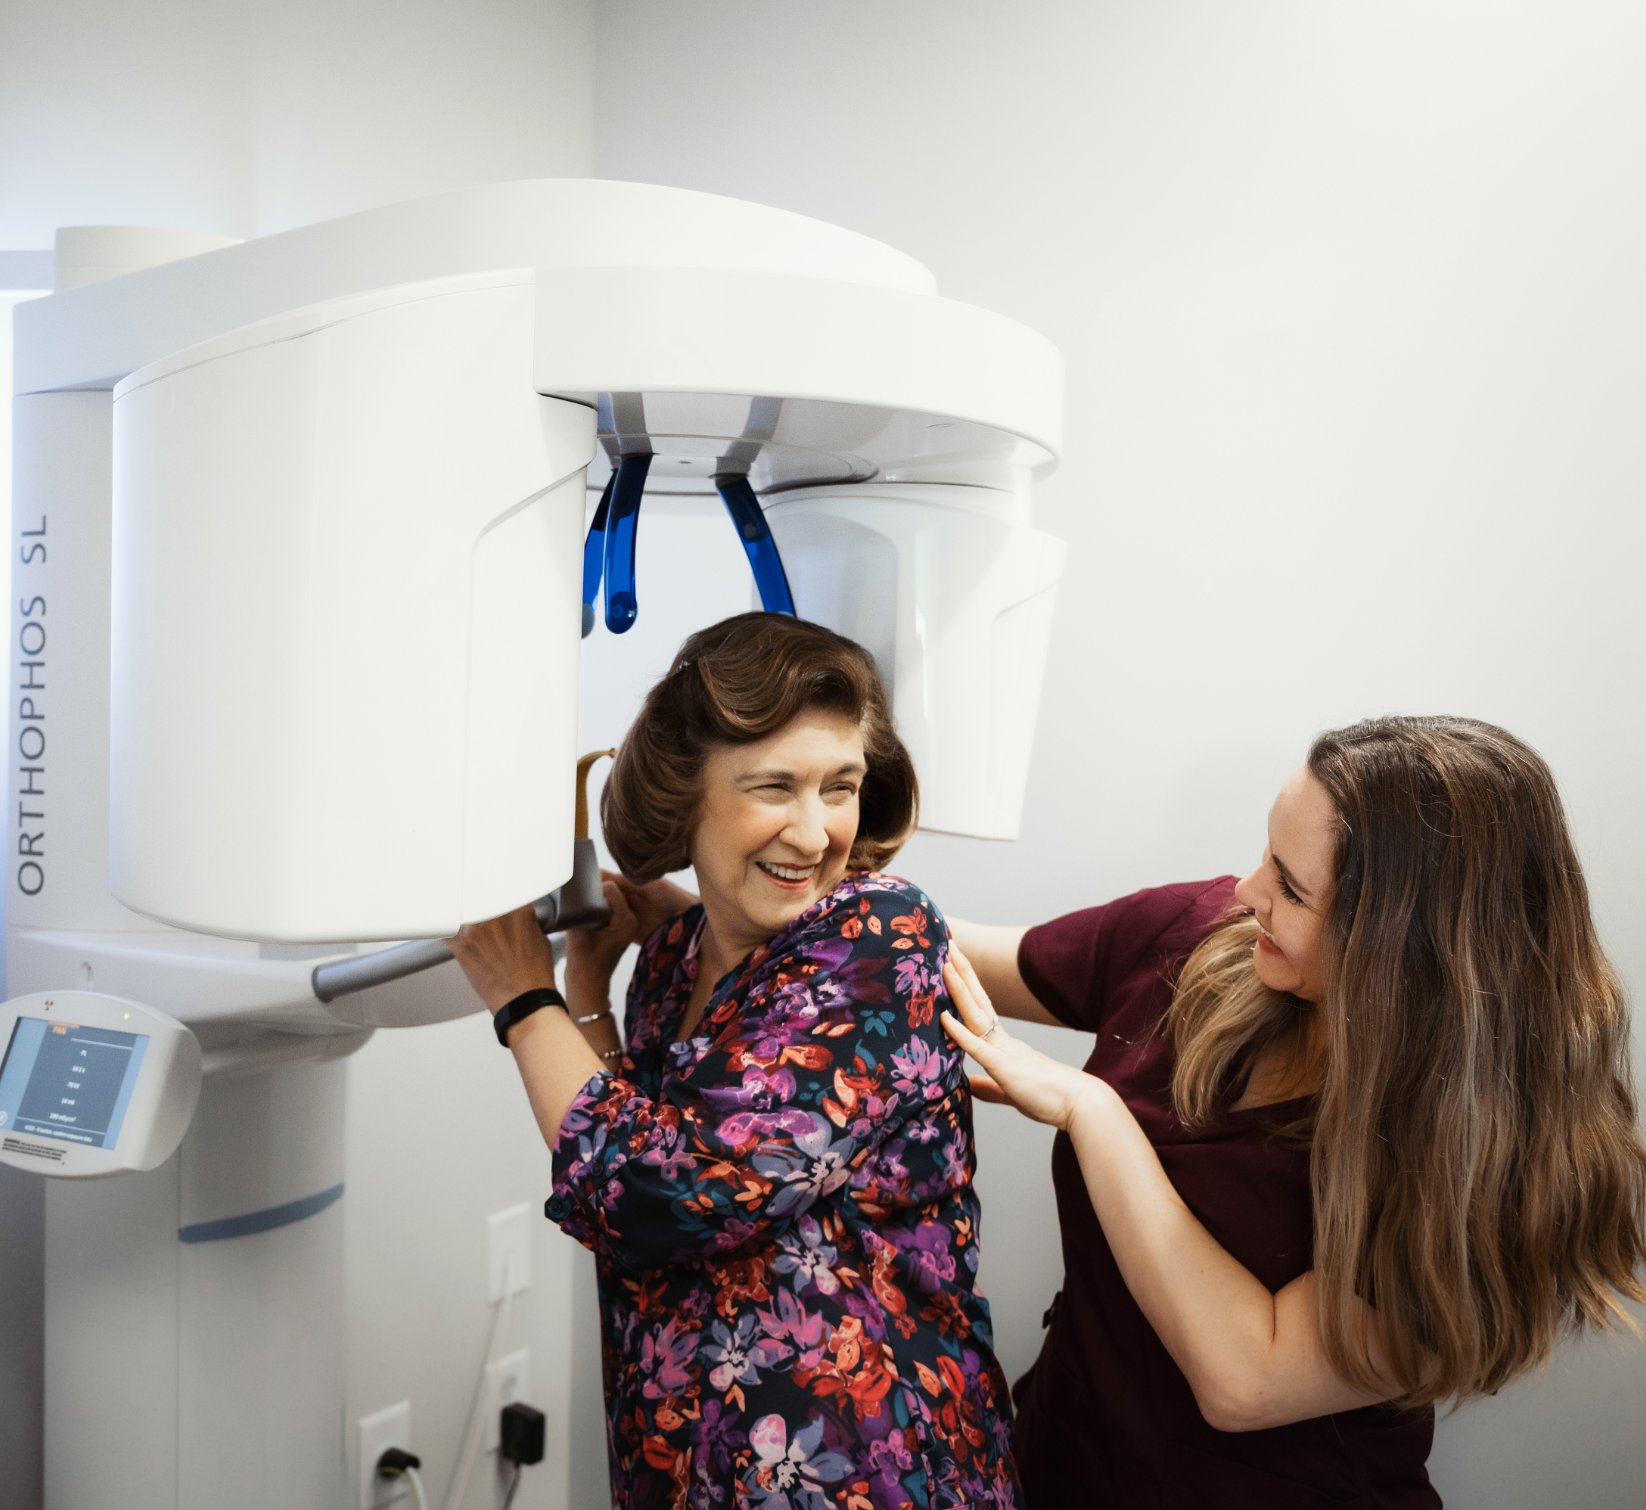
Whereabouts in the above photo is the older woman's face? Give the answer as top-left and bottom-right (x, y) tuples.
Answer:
(1233, 766), (1337, 1003)
(690, 710), (866, 965)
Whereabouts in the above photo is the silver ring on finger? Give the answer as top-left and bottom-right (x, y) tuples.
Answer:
(982, 1017), (999, 1041)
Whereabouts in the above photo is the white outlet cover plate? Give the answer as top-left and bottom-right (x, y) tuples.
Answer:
(357, 1400), (412, 1508)
(485, 1348), (531, 1452)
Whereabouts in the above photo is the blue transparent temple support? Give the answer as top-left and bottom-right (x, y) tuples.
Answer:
(714, 474), (796, 616)
(581, 457), (797, 635)
(600, 453), (653, 634)
(580, 471), (617, 639)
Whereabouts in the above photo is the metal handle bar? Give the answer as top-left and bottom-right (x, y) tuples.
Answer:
(311, 841), (610, 1003)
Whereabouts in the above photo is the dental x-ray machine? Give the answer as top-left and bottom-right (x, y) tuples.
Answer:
(2, 180), (1064, 1509)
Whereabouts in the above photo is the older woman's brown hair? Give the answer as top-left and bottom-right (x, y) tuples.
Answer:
(602, 612), (918, 881)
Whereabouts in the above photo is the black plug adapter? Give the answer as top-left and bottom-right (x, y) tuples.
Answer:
(375, 1446), (422, 1476)
(499, 1401), (546, 1466)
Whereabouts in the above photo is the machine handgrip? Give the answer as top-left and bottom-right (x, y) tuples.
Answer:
(310, 837), (610, 1002)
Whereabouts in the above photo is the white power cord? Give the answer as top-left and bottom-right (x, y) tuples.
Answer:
(377, 1463), (429, 1510)
(438, 1252), (516, 1510)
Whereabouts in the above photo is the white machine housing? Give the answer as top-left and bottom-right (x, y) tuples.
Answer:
(110, 272), (591, 942)
(90, 186), (1065, 944)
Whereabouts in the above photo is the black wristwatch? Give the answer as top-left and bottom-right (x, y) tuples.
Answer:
(493, 987), (566, 1047)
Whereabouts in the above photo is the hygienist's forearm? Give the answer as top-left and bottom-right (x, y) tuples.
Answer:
(1069, 1080), (1270, 1374)
(946, 919), (1060, 1026)
(506, 1008), (606, 1151)
(1064, 1080), (1377, 1430)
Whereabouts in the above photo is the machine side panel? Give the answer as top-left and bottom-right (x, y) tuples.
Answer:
(461, 466), (585, 918)
(766, 487), (1066, 840)
(9, 391), (150, 940)
(109, 281), (595, 940)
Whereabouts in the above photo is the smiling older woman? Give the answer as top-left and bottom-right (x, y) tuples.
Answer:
(449, 612), (1022, 1510)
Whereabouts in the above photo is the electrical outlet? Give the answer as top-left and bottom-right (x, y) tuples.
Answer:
(485, 1348), (531, 1452)
(487, 1204), (531, 1301)
(357, 1400), (412, 1509)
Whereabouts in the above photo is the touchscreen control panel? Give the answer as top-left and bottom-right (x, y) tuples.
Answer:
(0, 992), (201, 1176)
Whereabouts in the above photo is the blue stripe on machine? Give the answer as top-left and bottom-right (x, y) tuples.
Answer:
(178, 1183), (344, 1243)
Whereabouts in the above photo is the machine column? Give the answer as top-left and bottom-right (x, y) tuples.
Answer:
(46, 1057), (348, 1510)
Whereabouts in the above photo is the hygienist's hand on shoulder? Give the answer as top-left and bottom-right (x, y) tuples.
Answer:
(943, 946), (1098, 1132)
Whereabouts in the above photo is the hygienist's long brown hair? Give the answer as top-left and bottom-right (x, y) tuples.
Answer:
(1170, 716), (1646, 1407)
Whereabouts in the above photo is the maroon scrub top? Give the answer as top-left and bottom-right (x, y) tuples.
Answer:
(1013, 878), (1440, 1510)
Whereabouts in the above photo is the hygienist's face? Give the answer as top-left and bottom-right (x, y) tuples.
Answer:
(691, 710), (865, 966)
(1233, 766), (1336, 1003)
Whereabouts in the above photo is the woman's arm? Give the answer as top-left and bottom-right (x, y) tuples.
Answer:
(536, 879), (969, 1272)
(448, 875), (643, 1146)
(444, 895), (612, 1146)
(447, 869), (697, 1146)
(942, 948), (1402, 1432)
(1061, 1080), (1393, 1431)
(559, 871), (645, 1064)
(946, 918), (1062, 1026)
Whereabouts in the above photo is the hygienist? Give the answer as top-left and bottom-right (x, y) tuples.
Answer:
(942, 715), (1646, 1508)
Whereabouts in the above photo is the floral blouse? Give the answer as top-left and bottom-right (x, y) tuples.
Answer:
(546, 872), (1023, 1510)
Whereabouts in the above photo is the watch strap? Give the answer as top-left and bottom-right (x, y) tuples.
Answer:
(493, 987), (566, 1047)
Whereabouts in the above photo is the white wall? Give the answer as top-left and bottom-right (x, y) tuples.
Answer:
(589, 4), (1646, 1507)
(0, 5), (595, 1509)
(0, 0), (594, 244)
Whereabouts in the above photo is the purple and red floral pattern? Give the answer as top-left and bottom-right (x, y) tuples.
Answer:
(546, 872), (1023, 1509)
